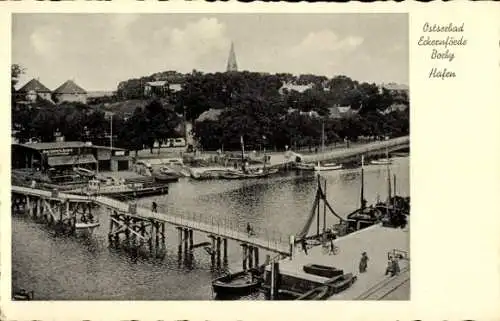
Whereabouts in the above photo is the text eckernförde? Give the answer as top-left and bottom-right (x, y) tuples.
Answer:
(418, 36), (467, 49)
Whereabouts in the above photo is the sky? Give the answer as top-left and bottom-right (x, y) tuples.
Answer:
(12, 13), (408, 92)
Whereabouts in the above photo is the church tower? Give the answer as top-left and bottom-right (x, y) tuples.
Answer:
(226, 42), (238, 72)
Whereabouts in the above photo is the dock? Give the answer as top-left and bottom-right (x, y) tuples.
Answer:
(12, 185), (291, 271)
(264, 220), (410, 300)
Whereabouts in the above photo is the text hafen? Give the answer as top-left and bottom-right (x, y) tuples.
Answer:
(429, 68), (456, 80)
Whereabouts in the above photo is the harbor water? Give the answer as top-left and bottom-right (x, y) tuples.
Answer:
(11, 157), (409, 300)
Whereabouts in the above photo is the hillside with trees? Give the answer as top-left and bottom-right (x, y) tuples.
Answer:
(11, 65), (409, 153)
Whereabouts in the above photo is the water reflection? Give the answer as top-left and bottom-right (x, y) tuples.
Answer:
(12, 157), (409, 300)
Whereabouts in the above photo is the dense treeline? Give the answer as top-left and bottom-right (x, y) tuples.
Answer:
(12, 65), (409, 153)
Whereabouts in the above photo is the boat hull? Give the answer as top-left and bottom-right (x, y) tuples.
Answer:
(212, 270), (262, 297)
(327, 273), (357, 294)
(303, 264), (344, 279)
(314, 165), (343, 172)
(296, 285), (331, 300)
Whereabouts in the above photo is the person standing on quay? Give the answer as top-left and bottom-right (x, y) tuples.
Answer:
(301, 238), (308, 255)
(152, 201), (158, 213)
(359, 252), (369, 273)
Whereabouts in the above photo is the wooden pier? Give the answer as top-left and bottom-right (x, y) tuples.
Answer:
(12, 185), (291, 269)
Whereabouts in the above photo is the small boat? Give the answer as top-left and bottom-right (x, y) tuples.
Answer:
(153, 172), (180, 183)
(220, 168), (278, 180)
(326, 273), (357, 294)
(295, 163), (315, 171)
(13, 289), (34, 300)
(303, 264), (344, 278)
(73, 167), (96, 178)
(296, 285), (331, 300)
(370, 158), (392, 165)
(75, 221), (100, 230)
(212, 269), (262, 296)
(314, 162), (343, 172)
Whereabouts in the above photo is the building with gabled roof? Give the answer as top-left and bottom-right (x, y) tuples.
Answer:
(16, 78), (53, 103)
(53, 79), (87, 104)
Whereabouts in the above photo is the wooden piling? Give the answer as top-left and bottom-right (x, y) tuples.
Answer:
(254, 247), (259, 268)
(149, 221), (154, 255)
(210, 235), (216, 268)
(216, 237), (221, 268)
(248, 246), (253, 269)
(36, 199), (41, 219)
(161, 222), (166, 250)
(241, 244), (248, 271)
(183, 228), (189, 255)
(155, 222), (160, 252)
(177, 227), (183, 260)
(223, 238), (228, 265)
(188, 229), (194, 251)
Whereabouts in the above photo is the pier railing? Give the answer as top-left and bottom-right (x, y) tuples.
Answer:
(95, 196), (290, 254)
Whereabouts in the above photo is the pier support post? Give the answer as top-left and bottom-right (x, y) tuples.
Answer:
(148, 220), (154, 255)
(241, 244), (248, 271)
(36, 199), (41, 219)
(223, 238), (228, 266)
(177, 227), (183, 262)
(183, 228), (189, 255)
(254, 247), (259, 268)
(216, 237), (221, 268)
(248, 246), (254, 269)
(188, 229), (194, 251)
(27, 196), (33, 217)
(155, 222), (160, 255)
(209, 235), (216, 268)
(162, 223), (166, 251)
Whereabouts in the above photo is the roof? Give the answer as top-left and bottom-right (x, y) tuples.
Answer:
(328, 105), (354, 118)
(53, 80), (87, 94)
(146, 81), (168, 87)
(381, 83), (409, 92)
(280, 82), (313, 93)
(195, 108), (224, 122)
(169, 83), (182, 92)
(16, 141), (89, 151)
(17, 79), (52, 93)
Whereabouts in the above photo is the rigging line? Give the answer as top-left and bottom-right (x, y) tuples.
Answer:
(317, 183), (345, 222)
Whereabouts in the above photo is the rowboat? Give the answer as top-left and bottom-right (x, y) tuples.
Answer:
(370, 158), (392, 165)
(13, 289), (34, 300)
(303, 264), (344, 279)
(73, 167), (96, 178)
(295, 163), (315, 171)
(326, 273), (357, 294)
(212, 269), (262, 296)
(75, 221), (100, 230)
(220, 168), (278, 180)
(314, 162), (343, 172)
(296, 285), (331, 300)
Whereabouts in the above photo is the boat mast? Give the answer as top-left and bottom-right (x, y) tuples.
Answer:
(321, 120), (325, 152)
(360, 154), (365, 209)
(240, 135), (245, 166)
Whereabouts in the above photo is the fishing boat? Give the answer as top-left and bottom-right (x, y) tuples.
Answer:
(13, 289), (34, 300)
(295, 162), (315, 171)
(303, 264), (344, 279)
(73, 167), (96, 178)
(212, 269), (263, 296)
(68, 179), (169, 200)
(75, 221), (100, 231)
(314, 162), (343, 172)
(296, 285), (331, 300)
(220, 167), (278, 180)
(153, 166), (180, 183)
(326, 273), (357, 294)
(370, 158), (392, 165)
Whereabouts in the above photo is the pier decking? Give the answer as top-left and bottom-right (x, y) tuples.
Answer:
(11, 185), (290, 255)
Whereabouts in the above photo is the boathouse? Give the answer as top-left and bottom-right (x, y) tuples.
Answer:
(12, 142), (131, 172)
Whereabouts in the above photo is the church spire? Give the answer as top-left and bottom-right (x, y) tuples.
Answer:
(226, 42), (238, 72)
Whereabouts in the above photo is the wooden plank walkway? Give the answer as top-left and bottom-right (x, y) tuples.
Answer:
(11, 185), (291, 255)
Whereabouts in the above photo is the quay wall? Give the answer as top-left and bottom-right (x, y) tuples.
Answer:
(299, 136), (409, 164)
